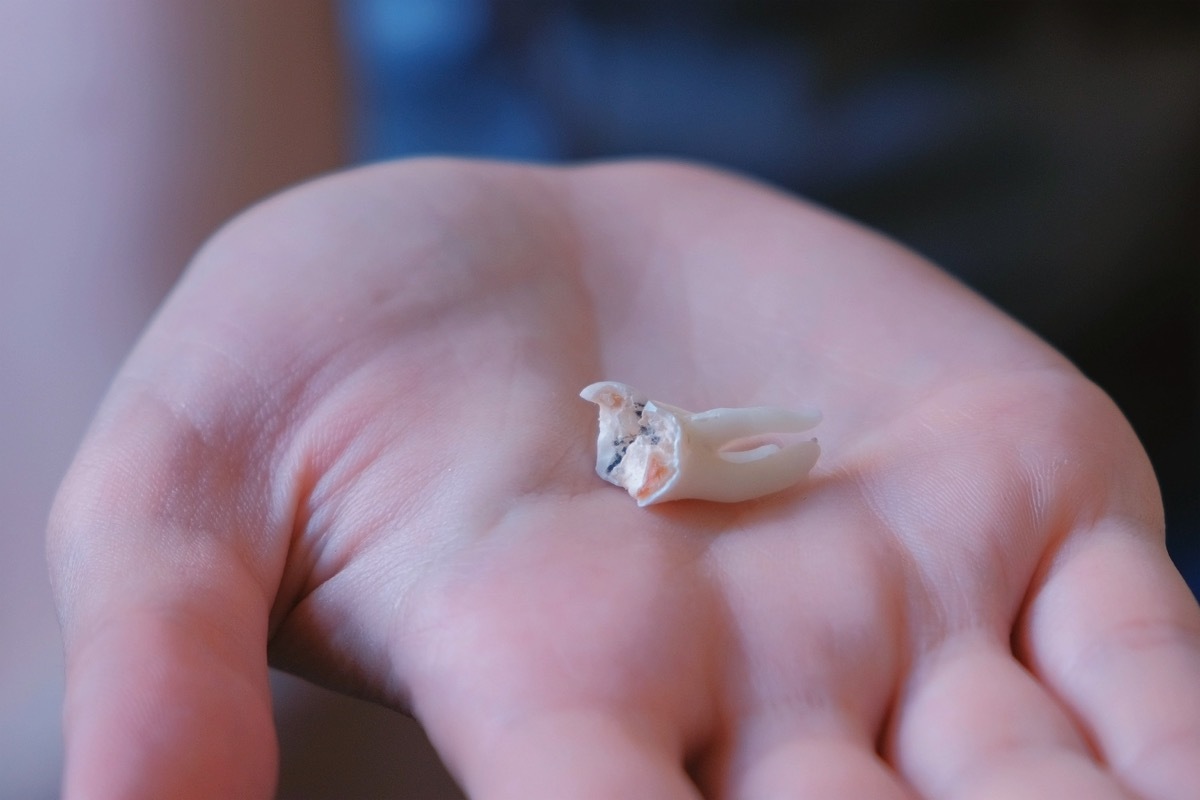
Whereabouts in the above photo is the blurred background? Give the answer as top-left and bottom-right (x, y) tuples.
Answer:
(2, 1), (1196, 798)
(340, 0), (1200, 586)
(351, 0), (1200, 569)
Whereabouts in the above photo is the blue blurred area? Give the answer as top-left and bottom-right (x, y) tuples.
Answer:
(339, 0), (981, 183)
(342, 0), (560, 159)
(338, 0), (1200, 591)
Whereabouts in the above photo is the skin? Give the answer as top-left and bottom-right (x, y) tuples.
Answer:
(47, 158), (1200, 799)
(0, 1), (341, 791)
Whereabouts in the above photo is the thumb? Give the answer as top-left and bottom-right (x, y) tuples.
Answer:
(48, 382), (289, 800)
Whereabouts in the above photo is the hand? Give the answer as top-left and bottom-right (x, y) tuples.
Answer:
(49, 159), (1200, 799)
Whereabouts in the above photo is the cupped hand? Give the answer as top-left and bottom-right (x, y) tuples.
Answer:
(48, 159), (1200, 799)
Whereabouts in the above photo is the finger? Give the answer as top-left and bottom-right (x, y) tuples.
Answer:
(892, 632), (1135, 799)
(700, 500), (911, 798)
(1021, 521), (1200, 800)
(436, 707), (701, 800)
(717, 716), (914, 800)
(48, 399), (283, 800)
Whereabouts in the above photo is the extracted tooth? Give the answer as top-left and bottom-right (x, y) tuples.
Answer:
(580, 381), (821, 506)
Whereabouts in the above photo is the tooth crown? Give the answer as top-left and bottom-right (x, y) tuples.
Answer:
(580, 381), (821, 506)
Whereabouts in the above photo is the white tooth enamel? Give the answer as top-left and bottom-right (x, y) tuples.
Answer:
(580, 381), (821, 506)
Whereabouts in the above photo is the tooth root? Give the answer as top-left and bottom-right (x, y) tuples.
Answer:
(719, 443), (781, 463)
(669, 439), (821, 506)
(687, 406), (822, 449)
(580, 381), (821, 506)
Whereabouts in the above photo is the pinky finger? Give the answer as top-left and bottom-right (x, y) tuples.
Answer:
(1021, 521), (1200, 800)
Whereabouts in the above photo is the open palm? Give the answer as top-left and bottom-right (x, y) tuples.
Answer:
(49, 160), (1199, 799)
